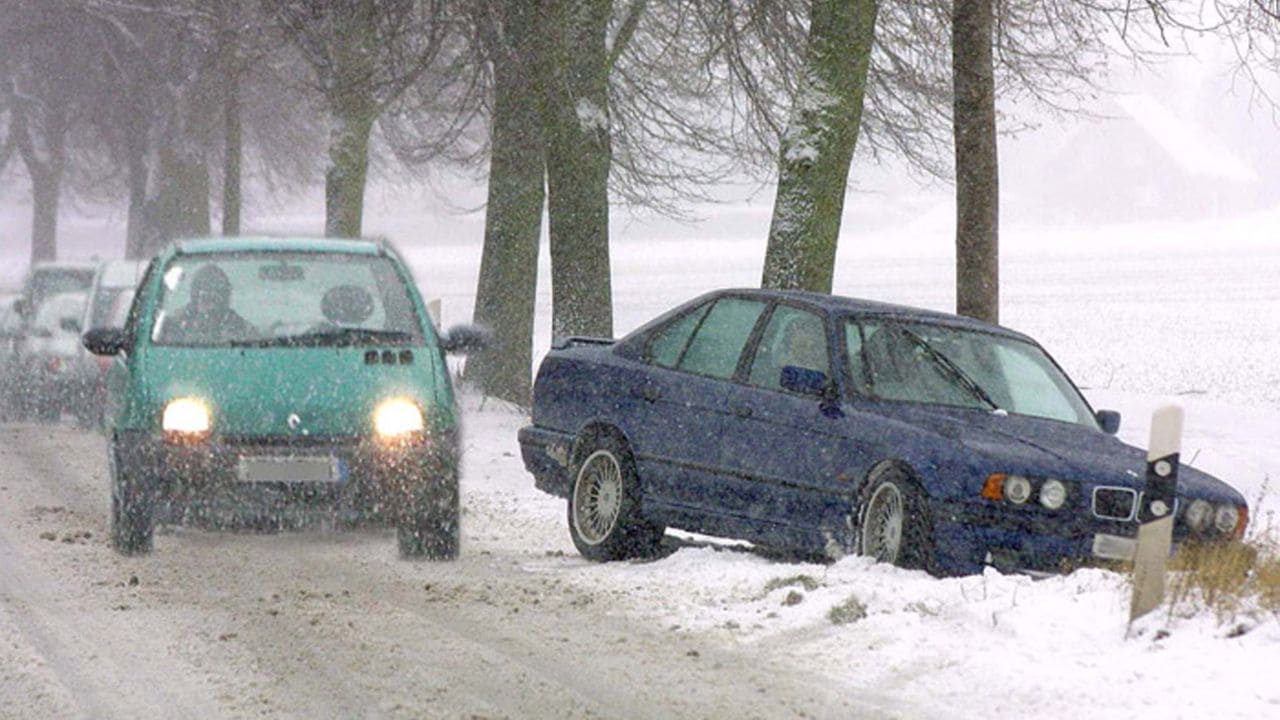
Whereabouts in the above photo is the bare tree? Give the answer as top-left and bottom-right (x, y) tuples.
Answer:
(760, 0), (880, 292)
(953, 0), (998, 322)
(271, 0), (454, 238)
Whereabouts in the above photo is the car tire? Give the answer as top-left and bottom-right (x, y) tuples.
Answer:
(567, 436), (664, 562)
(858, 469), (934, 572)
(397, 480), (460, 561)
(109, 444), (155, 555)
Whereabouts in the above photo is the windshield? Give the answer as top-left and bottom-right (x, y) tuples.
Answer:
(28, 268), (94, 309)
(150, 252), (424, 348)
(845, 317), (1097, 427)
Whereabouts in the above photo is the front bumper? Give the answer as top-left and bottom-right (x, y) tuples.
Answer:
(932, 498), (1220, 576)
(115, 429), (459, 525)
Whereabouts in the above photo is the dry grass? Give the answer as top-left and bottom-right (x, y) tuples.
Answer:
(1165, 538), (1280, 623)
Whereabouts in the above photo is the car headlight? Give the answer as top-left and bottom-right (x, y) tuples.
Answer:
(373, 398), (424, 441)
(1184, 499), (1212, 532)
(1004, 475), (1032, 505)
(162, 397), (211, 437)
(1039, 479), (1068, 510)
(1213, 504), (1241, 534)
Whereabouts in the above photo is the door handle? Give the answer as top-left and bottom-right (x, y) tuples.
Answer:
(734, 405), (753, 418)
(633, 384), (661, 402)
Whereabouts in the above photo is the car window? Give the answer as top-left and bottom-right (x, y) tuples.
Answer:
(677, 298), (766, 379)
(647, 301), (711, 368)
(848, 316), (1096, 426)
(858, 321), (978, 407)
(747, 305), (830, 391)
(150, 253), (424, 347)
(88, 287), (129, 330)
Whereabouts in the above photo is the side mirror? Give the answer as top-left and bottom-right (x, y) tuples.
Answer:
(60, 317), (82, 334)
(440, 324), (491, 355)
(83, 327), (127, 357)
(1096, 410), (1121, 435)
(780, 366), (829, 398)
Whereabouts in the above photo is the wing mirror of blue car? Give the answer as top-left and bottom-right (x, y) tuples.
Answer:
(441, 323), (492, 356)
(83, 327), (127, 356)
(1096, 409), (1121, 435)
(780, 366), (830, 398)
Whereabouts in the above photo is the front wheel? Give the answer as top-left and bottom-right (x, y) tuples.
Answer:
(110, 444), (155, 555)
(397, 480), (460, 561)
(858, 471), (934, 572)
(567, 437), (663, 562)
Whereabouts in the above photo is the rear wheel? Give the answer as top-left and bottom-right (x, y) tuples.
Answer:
(568, 436), (663, 562)
(110, 444), (155, 555)
(858, 469), (934, 572)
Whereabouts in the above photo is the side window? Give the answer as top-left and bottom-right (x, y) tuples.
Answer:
(747, 305), (830, 391)
(678, 298), (767, 379)
(647, 302), (711, 368)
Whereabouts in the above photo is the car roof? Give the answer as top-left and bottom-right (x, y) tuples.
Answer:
(96, 259), (148, 288)
(711, 288), (1032, 341)
(29, 261), (98, 273)
(173, 237), (383, 256)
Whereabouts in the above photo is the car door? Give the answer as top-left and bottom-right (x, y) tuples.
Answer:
(718, 304), (864, 549)
(625, 296), (768, 534)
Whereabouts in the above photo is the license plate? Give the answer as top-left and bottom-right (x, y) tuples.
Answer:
(1092, 533), (1137, 561)
(237, 456), (339, 484)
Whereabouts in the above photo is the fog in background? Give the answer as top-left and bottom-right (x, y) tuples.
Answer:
(3, 39), (1279, 289)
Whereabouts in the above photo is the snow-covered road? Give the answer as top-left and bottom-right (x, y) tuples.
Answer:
(0, 423), (900, 720)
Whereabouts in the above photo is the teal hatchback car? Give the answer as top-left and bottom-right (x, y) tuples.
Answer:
(83, 238), (485, 560)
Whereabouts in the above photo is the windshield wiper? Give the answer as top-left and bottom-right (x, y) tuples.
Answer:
(231, 328), (414, 348)
(898, 328), (999, 410)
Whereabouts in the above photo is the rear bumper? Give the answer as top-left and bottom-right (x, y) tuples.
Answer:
(518, 425), (574, 498)
(114, 429), (459, 524)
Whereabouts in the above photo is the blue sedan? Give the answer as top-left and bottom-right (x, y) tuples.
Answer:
(518, 289), (1247, 576)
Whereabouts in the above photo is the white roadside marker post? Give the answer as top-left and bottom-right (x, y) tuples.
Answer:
(1129, 405), (1184, 625)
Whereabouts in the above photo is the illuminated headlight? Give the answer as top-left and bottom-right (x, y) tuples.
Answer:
(162, 398), (211, 435)
(373, 398), (424, 441)
(1004, 475), (1032, 505)
(1184, 499), (1212, 532)
(1213, 504), (1240, 534)
(1039, 479), (1068, 510)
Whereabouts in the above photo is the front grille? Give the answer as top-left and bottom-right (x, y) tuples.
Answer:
(1093, 487), (1137, 521)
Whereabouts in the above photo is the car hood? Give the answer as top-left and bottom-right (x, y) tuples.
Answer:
(133, 345), (451, 438)
(878, 404), (1243, 503)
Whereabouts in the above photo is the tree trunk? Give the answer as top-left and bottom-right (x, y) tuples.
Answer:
(468, 0), (547, 405)
(124, 122), (149, 259)
(543, 0), (614, 339)
(138, 145), (211, 257)
(324, 110), (373, 239)
(11, 101), (67, 263)
(28, 166), (61, 263)
(761, 0), (879, 293)
(953, 0), (999, 323)
(222, 78), (242, 237)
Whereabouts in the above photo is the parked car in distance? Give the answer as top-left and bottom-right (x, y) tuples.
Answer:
(73, 259), (148, 428)
(16, 291), (89, 421)
(0, 296), (21, 414)
(3, 262), (96, 419)
(83, 237), (487, 558)
(519, 289), (1248, 577)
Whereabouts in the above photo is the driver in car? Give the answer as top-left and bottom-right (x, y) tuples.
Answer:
(164, 264), (254, 344)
